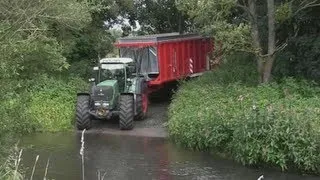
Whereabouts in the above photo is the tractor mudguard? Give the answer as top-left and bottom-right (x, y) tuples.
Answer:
(126, 77), (148, 95)
(77, 93), (92, 106)
(124, 77), (148, 117)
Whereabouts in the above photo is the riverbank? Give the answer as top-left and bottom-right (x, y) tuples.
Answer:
(168, 57), (320, 175)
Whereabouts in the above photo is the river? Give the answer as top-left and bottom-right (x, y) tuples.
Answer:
(18, 132), (319, 180)
(18, 101), (319, 180)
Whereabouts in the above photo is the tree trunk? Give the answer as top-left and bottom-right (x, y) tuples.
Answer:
(248, 0), (264, 83)
(248, 0), (276, 83)
(262, 56), (275, 82)
(257, 58), (265, 83)
(263, 0), (276, 83)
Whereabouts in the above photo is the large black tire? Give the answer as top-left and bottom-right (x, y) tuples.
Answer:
(119, 95), (134, 130)
(75, 95), (92, 130)
(135, 94), (147, 121)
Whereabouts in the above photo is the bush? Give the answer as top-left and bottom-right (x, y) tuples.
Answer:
(168, 57), (320, 174)
(0, 96), (36, 136)
(26, 75), (88, 132)
(0, 75), (88, 135)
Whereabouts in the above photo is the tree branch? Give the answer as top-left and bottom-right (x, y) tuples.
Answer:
(293, 0), (320, 16)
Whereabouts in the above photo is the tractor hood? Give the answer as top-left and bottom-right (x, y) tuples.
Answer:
(91, 80), (119, 109)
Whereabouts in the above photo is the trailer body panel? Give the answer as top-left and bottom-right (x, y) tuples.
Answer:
(115, 33), (214, 87)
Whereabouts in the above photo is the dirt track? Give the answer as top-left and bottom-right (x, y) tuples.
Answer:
(86, 100), (170, 138)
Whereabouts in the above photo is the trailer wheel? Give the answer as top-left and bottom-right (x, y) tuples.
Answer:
(119, 95), (134, 130)
(135, 93), (148, 120)
(75, 95), (92, 130)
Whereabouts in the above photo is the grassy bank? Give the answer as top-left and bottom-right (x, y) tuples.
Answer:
(168, 56), (320, 174)
(0, 75), (88, 135)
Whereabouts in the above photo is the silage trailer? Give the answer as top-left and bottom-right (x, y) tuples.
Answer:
(114, 32), (215, 93)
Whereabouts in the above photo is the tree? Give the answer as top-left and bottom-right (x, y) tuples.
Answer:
(54, 0), (136, 78)
(176, 0), (320, 83)
(0, 0), (92, 79)
(134, 0), (191, 34)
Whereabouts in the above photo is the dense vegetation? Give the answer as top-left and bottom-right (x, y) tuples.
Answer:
(0, 0), (320, 177)
(168, 56), (320, 173)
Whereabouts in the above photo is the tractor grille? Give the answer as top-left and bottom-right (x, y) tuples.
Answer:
(91, 86), (114, 102)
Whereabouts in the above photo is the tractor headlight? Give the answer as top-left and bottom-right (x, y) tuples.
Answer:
(102, 102), (109, 108)
(94, 102), (102, 107)
(94, 101), (109, 108)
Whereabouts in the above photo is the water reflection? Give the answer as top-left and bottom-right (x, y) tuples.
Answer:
(20, 132), (319, 180)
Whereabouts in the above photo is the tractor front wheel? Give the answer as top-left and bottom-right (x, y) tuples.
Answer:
(75, 95), (92, 130)
(119, 95), (134, 130)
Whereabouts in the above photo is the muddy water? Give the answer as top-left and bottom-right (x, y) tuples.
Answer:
(20, 131), (318, 180)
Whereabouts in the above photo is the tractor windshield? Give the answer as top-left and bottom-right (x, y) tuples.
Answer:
(100, 64), (126, 89)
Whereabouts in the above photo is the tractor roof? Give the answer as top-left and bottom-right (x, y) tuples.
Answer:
(100, 58), (133, 64)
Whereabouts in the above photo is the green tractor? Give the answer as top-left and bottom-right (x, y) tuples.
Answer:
(75, 58), (149, 130)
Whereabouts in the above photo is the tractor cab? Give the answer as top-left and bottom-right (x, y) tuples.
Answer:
(86, 58), (135, 119)
(92, 58), (135, 92)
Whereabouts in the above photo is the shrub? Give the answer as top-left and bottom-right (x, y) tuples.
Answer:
(0, 75), (88, 134)
(232, 95), (320, 172)
(168, 57), (320, 174)
(26, 75), (88, 132)
(0, 96), (36, 135)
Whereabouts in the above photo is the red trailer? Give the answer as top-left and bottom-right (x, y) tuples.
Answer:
(114, 33), (214, 92)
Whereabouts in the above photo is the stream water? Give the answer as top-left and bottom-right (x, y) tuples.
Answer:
(19, 131), (319, 180)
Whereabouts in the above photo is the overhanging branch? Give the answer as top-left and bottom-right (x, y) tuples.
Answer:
(293, 0), (320, 16)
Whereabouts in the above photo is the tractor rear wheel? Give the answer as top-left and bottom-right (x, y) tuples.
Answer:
(75, 95), (92, 130)
(135, 94), (148, 120)
(119, 95), (134, 130)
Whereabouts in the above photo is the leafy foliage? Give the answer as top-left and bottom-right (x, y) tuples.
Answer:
(27, 76), (88, 132)
(168, 56), (320, 174)
(274, 6), (320, 82)
(176, 0), (252, 53)
(0, 0), (91, 77)
(134, 0), (190, 34)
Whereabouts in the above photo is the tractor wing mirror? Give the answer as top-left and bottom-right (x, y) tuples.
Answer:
(89, 78), (95, 82)
(93, 67), (99, 71)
